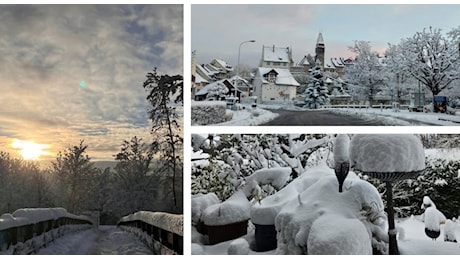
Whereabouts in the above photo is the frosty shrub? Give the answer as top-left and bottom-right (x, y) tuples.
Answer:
(191, 134), (331, 202)
(191, 101), (228, 125)
(408, 158), (460, 219)
(191, 159), (242, 201)
(364, 157), (460, 218)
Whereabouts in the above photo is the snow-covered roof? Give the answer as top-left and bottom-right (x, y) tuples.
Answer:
(212, 59), (234, 72)
(297, 55), (310, 66)
(262, 45), (290, 63)
(331, 57), (345, 67)
(324, 59), (335, 70)
(316, 32), (324, 45)
(257, 67), (300, 86)
(194, 73), (208, 84)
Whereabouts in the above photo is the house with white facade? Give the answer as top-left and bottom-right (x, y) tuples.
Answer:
(260, 45), (293, 69)
(253, 67), (300, 104)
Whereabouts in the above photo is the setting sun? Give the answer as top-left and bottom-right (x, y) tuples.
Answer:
(11, 139), (49, 160)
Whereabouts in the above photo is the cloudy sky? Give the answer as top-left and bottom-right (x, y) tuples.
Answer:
(0, 5), (183, 161)
(192, 4), (460, 68)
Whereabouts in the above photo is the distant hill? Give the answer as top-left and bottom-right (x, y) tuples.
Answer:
(37, 160), (117, 170)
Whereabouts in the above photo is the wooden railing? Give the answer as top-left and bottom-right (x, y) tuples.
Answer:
(0, 208), (92, 255)
(117, 211), (183, 255)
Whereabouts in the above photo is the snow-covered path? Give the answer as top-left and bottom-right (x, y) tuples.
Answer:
(36, 226), (152, 255)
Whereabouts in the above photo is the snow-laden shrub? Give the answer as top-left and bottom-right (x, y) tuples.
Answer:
(191, 101), (228, 125)
(191, 159), (242, 201)
(406, 158), (460, 219)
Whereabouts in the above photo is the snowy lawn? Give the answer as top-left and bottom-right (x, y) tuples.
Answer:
(214, 106), (278, 126)
(331, 107), (460, 126)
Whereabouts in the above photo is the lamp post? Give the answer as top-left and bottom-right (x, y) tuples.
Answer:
(235, 40), (256, 98)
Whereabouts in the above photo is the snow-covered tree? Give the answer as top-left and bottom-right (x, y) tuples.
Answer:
(206, 81), (229, 100)
(50, 140), (97, 214)
(113, 136), (156, 215)
(143, 68), (183, 213)
(385, 43), (415, 103)
(346, 41), (389, 106)
(395, 27), (460, 99)
(303, 61), (330, 109)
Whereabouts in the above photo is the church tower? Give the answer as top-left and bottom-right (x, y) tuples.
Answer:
(315, 32), (325, 68)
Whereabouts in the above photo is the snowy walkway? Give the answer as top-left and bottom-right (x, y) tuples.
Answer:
(36, 226), (152, 255)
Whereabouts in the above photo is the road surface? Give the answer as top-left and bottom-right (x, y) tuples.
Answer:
(263, 109), (386, 126)
(36, 226), (152, 255)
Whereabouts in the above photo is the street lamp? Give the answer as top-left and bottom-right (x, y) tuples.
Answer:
(235, 40), (256, 98)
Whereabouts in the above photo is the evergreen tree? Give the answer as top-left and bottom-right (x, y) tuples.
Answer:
(303, 61), (330, 109)
(143, 68), (183, 213)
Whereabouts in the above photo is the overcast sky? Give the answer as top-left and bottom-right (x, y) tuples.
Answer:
(0, 5), (183, 161)
(192, 4), (460, 68)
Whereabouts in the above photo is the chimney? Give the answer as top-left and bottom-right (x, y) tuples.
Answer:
(273, 44), (275, 52)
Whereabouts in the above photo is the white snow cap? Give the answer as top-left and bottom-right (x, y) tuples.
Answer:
(424, 207), (446, 231)
(202, 190), (250, 226)
(422, 196), (436, 209)
(243, 167), (291, 197)
(334, 134), (350, 164)
(119, 211), (183, 236)
(349, 134), (425, 173)
(191, 193), (220, 224)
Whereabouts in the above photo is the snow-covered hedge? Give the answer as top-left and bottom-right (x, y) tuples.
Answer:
(191, 101), (230, 125)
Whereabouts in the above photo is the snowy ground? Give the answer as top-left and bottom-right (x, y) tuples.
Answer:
(192, 216), (460, 255)
(214, 106), (278, 126)
(215, 103), (460, 126)
(36, 226), (152, 255)
(332, 107), (460, 126)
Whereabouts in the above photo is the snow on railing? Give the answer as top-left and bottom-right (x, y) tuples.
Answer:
(0, 208), (93, 255)
(118, 211), (183, 255)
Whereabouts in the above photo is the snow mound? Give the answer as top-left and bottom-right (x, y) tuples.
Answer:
(191, 193), (220, 224)
(227, 238), (250, 255)
(349, 134), (425, 173)
(191, 243), (205, 255)
(202, 190), (250, 226)
(444, 220), (458, 242)
(307, 214), (372, 255)
(250, 164), (333, 225)
(275, 166), (387, 254)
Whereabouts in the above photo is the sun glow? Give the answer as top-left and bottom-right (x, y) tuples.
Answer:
(11, 139), (49, 160)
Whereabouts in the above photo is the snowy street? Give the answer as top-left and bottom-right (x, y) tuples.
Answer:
(36, 226), (152, 255)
